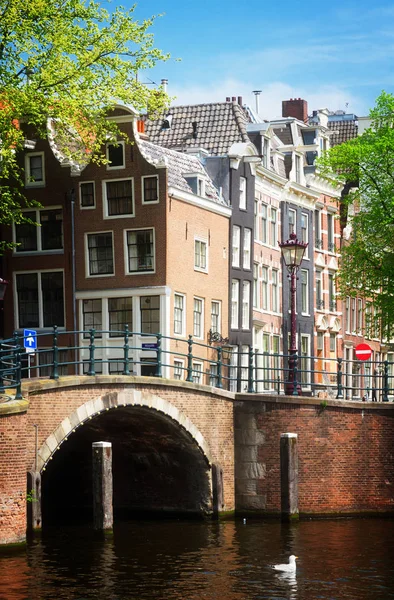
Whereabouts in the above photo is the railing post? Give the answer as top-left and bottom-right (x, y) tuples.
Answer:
(87, 329), (96, 376)
(13, 331), (22, 400)
(155, 333), (162, 378)
(292, 352), (299, 396)
(247, 346), (254, 393)
(186, 335), (193, 382)
(336, 357), (344, 399)
(382, 360), (389, 402)
(123, 325), (130, 376)
(51, 325), (59, 380)
(216, 347), (223, 389)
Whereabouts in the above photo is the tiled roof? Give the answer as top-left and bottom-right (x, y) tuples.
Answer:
(328, 119), (358, 146)
(138, 138), (227, 206)
(145, 102), (250, 156)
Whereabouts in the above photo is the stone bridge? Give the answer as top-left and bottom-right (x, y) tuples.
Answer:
(2, 376), (394, 545)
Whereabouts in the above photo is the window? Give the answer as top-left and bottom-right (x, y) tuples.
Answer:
(239, 177), (246, 210)
(295, 154), (301, 183)
(358, 299), (363, 334)
(351, 298), (356, 332)
(301, 213), (308, 256)
(106, 142), (125, 169)
(126, 229), (155, 274)
(240, 345), (249, 391)
(87, 232), (114, 276)
(242, 281), (250, 330)
(300, 335), (310, 387)
(25, 152), (45, 186)
(82, 299), (102, 337)
(140, 295), (160, 334)
(104, 179), (133, 217)
(195, 239), (207, 272)
(231, 280), (239, 329)
(109, 297), (132, 337)
(315, 210), (322, 248)
(272, 269), (279, 313)
(262, 138), (269, 168)
(16, 271), (64, 329)
(345, 296), (350, 332)
(174, 360), (184, 380)
(261, 203), (268, 243)
(301, 269), (309, 314)
(232, 226), (240, 268)
(174, 294), (185, 336)
(253, 263), (259, 308)
(262, 266), (268, 310)
(254, 201), (259, 239)
(262, 333), (270, 391)
(243, 228), (252, 269)
(330, 333), (337, 354)
(80, 182), (95, 208)
(270, 208), (277, 246)
(328, 272), (336, 311)
(15, 208), (63, 252)
(316, 270), (323, 310)
(211, 301), (221, 333)
(327, 213), (335, 252)
(192, 362), (203, 384)
(142, 175), (159, 203)
(317, 331), (324, 352)
(289, 209), (296, 236)
(193, 297), (203, 338)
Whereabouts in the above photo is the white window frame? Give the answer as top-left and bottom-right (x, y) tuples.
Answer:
(242, 280), (250, 330)
(327, 213), (335, 252)
(173, 359), (184, 380)
(301, 269), (309, 315)
(254, 200), (259, 240)
(14, 269), (65, 330)
(103, 177), (134, 219)
(301, 213), (309, 257)
(193, 297), (204, 339)
(211, 300), (221, 334)
(194, 238), (208, 273)
(25, 152), (45, 187)
(300, 334), (311, 388)
(289, 208), (296, 236)
(232, 226), (240, 268)
(262, 266), (268, 311)
(253, 263), (259, 309)
(243, 228), (252, 270)
(79, 181), (96, 210)
(142, 174), (159, 205)
(13, 206), (63, 253)
(191, 361), (203, 384)
(261, 203), (268, 244)
(85, 231), (115, 278)
(272, 268), (279, 313)
(239, 177), (246, 210)
(231, 279), (239, 329)
(174, 293), (186, 337)
(270, 207), (277, 247)
(106, 141), (125, 170)
(124, 227), (155, 275)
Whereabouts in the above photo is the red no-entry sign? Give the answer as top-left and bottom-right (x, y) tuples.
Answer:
(355, 343), (373, 361)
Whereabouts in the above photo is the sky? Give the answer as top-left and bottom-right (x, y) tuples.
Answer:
(126, 0), (394, 119)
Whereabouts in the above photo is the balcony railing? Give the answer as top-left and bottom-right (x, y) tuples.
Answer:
(0, 327), (392, 401)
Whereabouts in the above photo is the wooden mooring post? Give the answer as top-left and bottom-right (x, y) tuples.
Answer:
(92, 441), (113, 531)
(280, 433), (299, 521)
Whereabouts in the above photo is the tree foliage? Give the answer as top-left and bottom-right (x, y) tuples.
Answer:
(318, 91), (394, 339)
(0, 0), (170, 246)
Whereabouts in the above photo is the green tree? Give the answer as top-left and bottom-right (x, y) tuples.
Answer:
(0, 0), (169, 249)
(318, 91), (394, 339)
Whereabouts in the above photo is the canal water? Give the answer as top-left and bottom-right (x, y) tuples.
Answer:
(1, 518), (394, 600)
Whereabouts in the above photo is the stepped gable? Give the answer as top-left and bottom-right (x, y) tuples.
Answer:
(145, 101), (250, 156)
(138, 138), (227, 205)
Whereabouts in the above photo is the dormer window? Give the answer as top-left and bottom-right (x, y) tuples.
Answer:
(25, 152), (45, 187)
(184, 173), (206, 197)
(106, 141), (125, 169)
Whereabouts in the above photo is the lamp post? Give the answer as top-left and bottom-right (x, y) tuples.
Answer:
(0, 277), (8, 340)
(279, 233), (308, 395)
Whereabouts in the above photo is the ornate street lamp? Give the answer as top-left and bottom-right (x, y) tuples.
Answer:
(279, 233), (308, 395)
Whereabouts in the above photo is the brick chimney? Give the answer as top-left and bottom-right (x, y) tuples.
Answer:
(282, 98), (308, 123)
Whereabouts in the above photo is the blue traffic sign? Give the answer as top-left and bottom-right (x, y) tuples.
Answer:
(142, 343), (158, 350)
(23, 329), (37, 352)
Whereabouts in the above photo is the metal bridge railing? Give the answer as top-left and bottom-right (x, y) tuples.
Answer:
(0, 327), (393, 401)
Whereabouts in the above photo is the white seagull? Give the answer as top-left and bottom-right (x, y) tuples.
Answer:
(272, 555), (298, 572)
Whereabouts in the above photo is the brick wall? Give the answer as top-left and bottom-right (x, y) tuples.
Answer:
(0, 401), (28, 544)
(235, 396), (394, 515)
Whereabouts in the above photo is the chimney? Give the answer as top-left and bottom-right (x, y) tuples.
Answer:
(237, 96), (243, 106)
(161, 78), (168, 94)
(226, 97), (231, 102)
(253, 90), (262, 114)
(282, 98), (308, 123)
(232, 96), (236, 102)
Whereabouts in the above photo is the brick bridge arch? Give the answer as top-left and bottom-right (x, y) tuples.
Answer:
(37, 388), (213, 472)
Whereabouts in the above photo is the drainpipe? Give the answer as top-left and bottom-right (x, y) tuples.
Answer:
(70, 189), (77, 373)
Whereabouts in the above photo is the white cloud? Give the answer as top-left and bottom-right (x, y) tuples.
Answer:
(170, 79), (369, 119)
